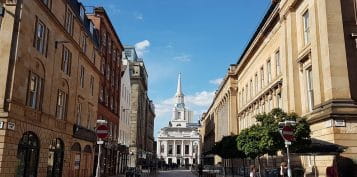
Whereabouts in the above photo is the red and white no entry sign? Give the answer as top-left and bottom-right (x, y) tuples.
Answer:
(96, 125), (109, 139)
(282, 126), (295, 142)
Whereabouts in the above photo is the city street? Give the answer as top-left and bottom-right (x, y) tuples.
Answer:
(156, 170), (196, 177)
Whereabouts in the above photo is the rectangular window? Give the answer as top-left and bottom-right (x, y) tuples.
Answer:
(303, 10), (310, 45)
(245, 84), (248, 103)
(76, 103), (82, 125)
(275, 50), (281, 75)
(61, 46), (72, 75)
(79, 5), (85, 21)
(26, 72), (43, 110)
(100, 60), (105, 74)
(56, 90), (67, 120)
(168, 145), (173, 155)
(267, 60), (272, 83)
(90, 76), (94, 96)
(99, 86), (104, 102)
(255, 74), (258, 94)
(277, 92), (282, 109)
(108, 40), (112, 54)
(250, 79), (253, 98)
(185, 145), (189, 154)
(80, 66), (85, 88)
(65, 8), (74, 35)
(81, 33), (87, 53)
(106, 65), (110, 80)
(105, 89), (109, 106)
(306, 67), (314, 111)
(260, 67), (264, 89)
(111, 70), (115, 87)
(34, 18), (49, 55)
(354, 0), (357, 24)
(177, 145), (181, 155)
(110, 96), (114, 110)
(160, 145), (165, 153)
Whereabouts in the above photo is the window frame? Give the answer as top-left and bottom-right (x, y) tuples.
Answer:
(61, 46), (72, 75)
(26, 72), (44, 110)
(64, 7), (74, 35)
(76, 102), (82, 125)
(302, 10), (310, 45)
(33, 18), (49, 55)
(80, 66), (85, 88)
(267, 59), (272, 83)
(305, 67), (314, 112)
(56, 89), (67, 120)
(275, 50), (281, 75)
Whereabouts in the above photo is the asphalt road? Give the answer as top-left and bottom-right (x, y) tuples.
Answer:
(157, 170), (196, 177)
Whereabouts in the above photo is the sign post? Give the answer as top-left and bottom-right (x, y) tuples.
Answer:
(279, 121), (296, 177)
(96, 121), (108, 177)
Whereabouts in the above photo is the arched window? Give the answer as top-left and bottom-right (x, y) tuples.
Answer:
(16, 132), (40, 177)
(47, 138), (64, 177)
(71, 143), (81, 177)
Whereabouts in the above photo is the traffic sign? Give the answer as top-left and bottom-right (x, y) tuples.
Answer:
(96, 125), (109, 139)
(281, 126), (295, 142)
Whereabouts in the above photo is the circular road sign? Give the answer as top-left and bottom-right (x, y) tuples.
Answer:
(96, 125), (109, 139)
(282, 126), (295, 142)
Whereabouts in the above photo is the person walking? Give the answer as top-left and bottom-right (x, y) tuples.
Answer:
(280, 162), (288, 177)
(250, 165), (257, 177)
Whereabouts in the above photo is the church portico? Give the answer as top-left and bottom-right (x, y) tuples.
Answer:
(157, 74), (201, 166)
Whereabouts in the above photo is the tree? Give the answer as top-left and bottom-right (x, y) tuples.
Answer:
(236, 108), (311, 174)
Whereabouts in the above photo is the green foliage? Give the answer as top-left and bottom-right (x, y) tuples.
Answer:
(236, 108), (311, 158)
(213, 135), (246, 159)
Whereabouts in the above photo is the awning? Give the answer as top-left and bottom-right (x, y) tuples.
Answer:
(292, 138), (347, 155)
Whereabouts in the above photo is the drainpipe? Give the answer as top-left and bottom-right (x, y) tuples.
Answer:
(4, 0), (23, 112)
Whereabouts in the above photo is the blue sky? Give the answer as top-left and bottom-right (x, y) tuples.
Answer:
(82, 0), (271, 138)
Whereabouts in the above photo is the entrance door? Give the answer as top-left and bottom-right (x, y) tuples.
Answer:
(177, 159), (181, 166)
(16, 132), (40, 177)
(185, 158), (189, 165)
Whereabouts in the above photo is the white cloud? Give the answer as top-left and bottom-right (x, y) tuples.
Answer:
(186, 91), (215, 107)
(173, 54), (191, 62)
(134, 12), (144, 20)
(209, 78), (223, 85)
(135, 40), (150, 58)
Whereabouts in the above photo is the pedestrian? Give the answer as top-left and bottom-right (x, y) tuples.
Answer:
(198, 164), (203, 177)
(250, 165), (257, 177)
(280, 162), (288, 177)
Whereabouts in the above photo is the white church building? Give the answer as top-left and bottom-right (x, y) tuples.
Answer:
(157, 74), (201, 166)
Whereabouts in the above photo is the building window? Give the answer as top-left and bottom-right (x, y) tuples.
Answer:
(245, 84), (248, 103)
(80, 66), (85, 88)
(26, 72), (43, 110)
(106, 65), (110, 80)
(267, 60), (272, 83)
(185, 145), (189, 155)
(76, 103), (82, 125)
(306, 67), (314, 111)
(108, 40), (112, 54)
(275, 50), (280, 75)
(176, 145), (181, 155)
(56, 90), (67, 120)
(105, 89), (109, 106)
(81, 33), (87, 53)
(277, 92), (282, 109)
(110, 96), (114, 111)
(79, 5), (85, 21)
(111, 70), (115, 87)
(41, 0), (52, 9)
(260, 67), (264, 89)
(33, 18), (49, 55)
(90, 22), (95, 35)
(90, 76), (94, 96)
(302, 10), (310, 45)
(250, 79), (253, 98)
(255, 74), (258, 94)
(65, 8), (74, 35)
(354, 0), (357, 23)
(92, 48), (96, 63)
(160, 145), (164, 153)
(61, 46), (72, 75)
(113, 49), (117, 62)
(168, 145), (173, 155)
(99, 86), (104, 102)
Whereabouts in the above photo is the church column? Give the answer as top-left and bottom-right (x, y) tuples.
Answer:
(173, 140), (176, 156)
(181, 140), (184, 157)
(197, 141), (201, 164)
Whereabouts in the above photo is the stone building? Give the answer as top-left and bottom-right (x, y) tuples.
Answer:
(87, 7), (124, 177)
(201, 65), (238, 165)
(157, 74), (200, 166)
(118, 56), (131, 173)
(201, 0), (357, 176)
(0, 0), (101, 176)
(125, 46), (155, 168)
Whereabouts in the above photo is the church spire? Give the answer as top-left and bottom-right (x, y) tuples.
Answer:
(176, 73), (183, 96)
(175, 73), (185, 108)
